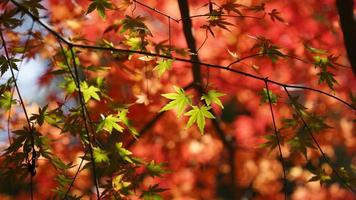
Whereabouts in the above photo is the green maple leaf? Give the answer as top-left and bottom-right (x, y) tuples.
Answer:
(80, 81), (100, 103)
(117, 108), (139, 137)
(288, 136), (316, 159)
(306, 113), (330, 132)
(112, 174), (131, 192)
(120, 15), (152, 36)
(160, 86), (192, 117)
(115, 142), (133, 163)
(260, 88), (278, 105)
(153, 59), (173, 77)
(201, 90), (226, 108)
(0, 55), (19, 76)
(288, 95), (307, 116)
(260, 134), (280, 151)
(87, 0), (113, 19)
(97, 114), (124, 133)
(308, 168), (332, 186)
(30, 105), (59, 126)
(125, 36), (143, 50)
(146, 161), (169, 178)
(93, 147), (109, 163)
(184, 105), (215, 134)
(0, 91), (16, 110)
(317, 70), (338, 90)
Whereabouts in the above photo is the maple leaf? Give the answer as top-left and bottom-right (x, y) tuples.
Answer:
(97, 114), (124, 133)
(268, 9), (285, 22)
(221, 0), (243, 16)
(117, 108), (139, 137)
(260, 88), (279, 105)
(288, 95), (307, 115)
(30, 104), (59, 126)
(160, 86), (192, 117)
(308, 168), (332, 186)
(260, 134), (280, 151)
(0, 55), (19, 76)
(135, 93), (150, 105)
(317, 70), (338, 90)
(140, 184), (166, 200)
(112, 174), (131, 191)
(86, 0), (113, 19)
(115, 142), (133, 163)
(146, 161), (169, 178)
(246, 3), (265, 13)
(153, 59), (173, 77)
(184, 105), (215, 134)
(93, 147), (109, 163)
(201, 90), (226, 109)
(0, 91), (16, 110)
(288, 135), (316, 159)
(60, 77), (76, 94)
(304, 44), (328, 54)
(305, 113), (331, 132)
(80, 81), (100, 103)
(120, 15), (152, 36)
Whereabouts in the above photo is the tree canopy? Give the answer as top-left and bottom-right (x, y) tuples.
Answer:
(0, 0), (355, 199)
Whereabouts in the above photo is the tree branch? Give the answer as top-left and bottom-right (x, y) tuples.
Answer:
(178, 0), (238, 198)
(336, 0), (356, 76)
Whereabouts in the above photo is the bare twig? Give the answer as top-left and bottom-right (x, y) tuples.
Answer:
(264, 78), (287, 200)
(284, 86), (356, 193)
(1, 27), (36, 200)
(69, 46), (101, 198)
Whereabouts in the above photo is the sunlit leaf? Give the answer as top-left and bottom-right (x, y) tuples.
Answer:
(93, 147), (109, 163)
(115, 142), (133, 163)
(97, 114), (124, 133)
(201, 90), (225, 109)
(153, 59), (173, 77)
(80, 81), (100, 103)
(112, 174), (131, 191)
(160, 86), (192, 117)
(146, 161), (169, 178)
(0, 91), (16, 110)
(184, 105), (215, 134)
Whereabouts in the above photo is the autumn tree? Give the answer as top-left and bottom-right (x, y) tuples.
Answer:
(0, 0), (355, 199)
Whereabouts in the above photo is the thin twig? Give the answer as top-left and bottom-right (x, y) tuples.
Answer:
(283, 86), (356, 193)
(64, 148), (90, 199)
(264, 78), (287, 200)
(178, 0), (238, 198)
(178, 13), (264, 21)
(0, 27), (36, 200)
(9, 0), (356, 111)
(227, 53), (261, 68)
(69, 46), (101, 199)
(7, 20), (35, 145)
(132, 0), (179, 22)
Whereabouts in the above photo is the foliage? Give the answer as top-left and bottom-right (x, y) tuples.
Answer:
(0, 0), (355, 199)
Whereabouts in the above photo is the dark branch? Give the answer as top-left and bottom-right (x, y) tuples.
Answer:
(9, 0), (356, 111)
(178, 0), (202, 88)
(336, 0), (356, 76)
(178, 0), (238, 198)
(265, 78), (287, 200)
(69, 47), (101, 198)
